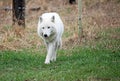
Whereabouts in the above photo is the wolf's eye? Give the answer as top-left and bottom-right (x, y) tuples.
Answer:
(42, 27), (44, 29)
(48, 26), (50, 29)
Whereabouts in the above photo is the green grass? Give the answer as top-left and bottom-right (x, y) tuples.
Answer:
(0, 46), (120, 81)
(96, 27), (120, 51)
(0, 27), (120, 81)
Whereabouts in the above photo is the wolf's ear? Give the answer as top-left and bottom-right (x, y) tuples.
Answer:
(39, 16), (42, 23)
(51, 16), (55, 23)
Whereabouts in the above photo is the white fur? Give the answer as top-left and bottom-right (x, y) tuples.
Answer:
(37, 12), (64, 64)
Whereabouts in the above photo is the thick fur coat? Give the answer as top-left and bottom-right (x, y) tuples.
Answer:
(37, 12), (64, 64)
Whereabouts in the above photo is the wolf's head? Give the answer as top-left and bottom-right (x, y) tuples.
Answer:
(37, 15), (57, 40)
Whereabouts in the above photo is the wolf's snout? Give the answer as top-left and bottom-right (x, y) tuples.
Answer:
(37, 12), (64, 64)
(44, 34), (48, 37)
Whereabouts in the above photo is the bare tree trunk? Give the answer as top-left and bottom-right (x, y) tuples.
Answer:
(12, 0), (25, 27)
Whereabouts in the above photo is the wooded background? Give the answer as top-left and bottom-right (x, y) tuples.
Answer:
(0, 0), (120, 51)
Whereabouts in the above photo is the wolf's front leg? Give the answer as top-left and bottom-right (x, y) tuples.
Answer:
(45, 43), (53, 64)
(50, 50), (56, 62)
(50, 42), (57, 62)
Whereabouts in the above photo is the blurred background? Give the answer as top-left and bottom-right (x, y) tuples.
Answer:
(0, 0), (120, 51)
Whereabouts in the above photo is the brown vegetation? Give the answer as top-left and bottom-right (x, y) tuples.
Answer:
(0, 0), (120, 51)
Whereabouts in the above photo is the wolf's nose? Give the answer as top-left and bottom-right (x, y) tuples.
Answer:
(44, 34), (48, 37)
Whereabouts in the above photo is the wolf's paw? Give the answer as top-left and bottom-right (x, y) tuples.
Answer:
(45, 60), (50, 64)
(50, 57), (56, 62)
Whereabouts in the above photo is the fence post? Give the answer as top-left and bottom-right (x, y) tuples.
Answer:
(12, 0), (25, 27)
(78, 0), (82, 42)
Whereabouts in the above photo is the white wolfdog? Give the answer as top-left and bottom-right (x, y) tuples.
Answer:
(37, 12), (64, 64)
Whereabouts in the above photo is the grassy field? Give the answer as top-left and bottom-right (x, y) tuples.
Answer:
(0, 0), (120, 81)
(1, 26), (120, 81)
(0, 45), (120, 81)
